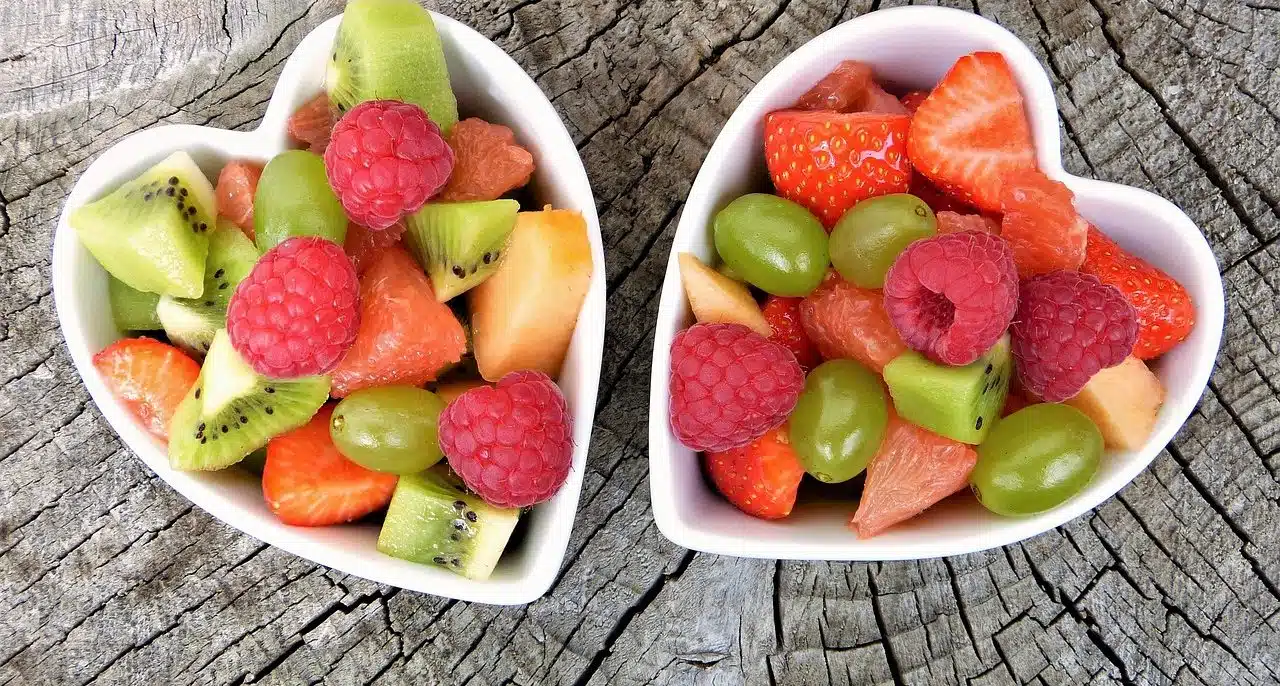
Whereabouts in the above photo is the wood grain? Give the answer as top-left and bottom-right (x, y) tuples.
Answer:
(2, 1), (1278, 684)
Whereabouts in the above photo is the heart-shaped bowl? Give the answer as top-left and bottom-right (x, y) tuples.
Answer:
(648, 6), (1225, 560)
(52, 11), (606, 604)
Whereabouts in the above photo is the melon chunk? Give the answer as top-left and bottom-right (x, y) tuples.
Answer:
(469, 208), (593, 381)
(1065, 356), (1165, 451)
(678, 252), (770, 335)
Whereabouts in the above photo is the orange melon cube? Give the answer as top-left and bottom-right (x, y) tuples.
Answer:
(469, 208), (593, 381)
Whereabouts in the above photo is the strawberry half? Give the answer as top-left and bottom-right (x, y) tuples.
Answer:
(850, 414), (977, 538)
(1081, 225), (1195, 360)
(762, 295), (820, 372)
(705, 425), (805, 520)
(908, 52), (1036, 213)
(263, 405), (398, 526)
(765, 110), (912, 228)
(92, 338), (200, 441)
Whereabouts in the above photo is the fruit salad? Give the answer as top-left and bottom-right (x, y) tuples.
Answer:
(669, 53), (1195, 536)
(71, 0), (593, 581)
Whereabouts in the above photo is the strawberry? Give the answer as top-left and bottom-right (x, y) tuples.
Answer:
(92, 338), (200, 441)
(908, 52), (1037, 213)
(263, 405), (398, 526)
(900, 90), (929, 114)
(761, 296), (820, 372)
(909, 174), (977, 214)
(1001, 389), (1034, 417)
(849, 414), (976, 538)
(765, 109), (912, 228)
(1081, 225), (1195, 359)
(705, 425), (805, 520)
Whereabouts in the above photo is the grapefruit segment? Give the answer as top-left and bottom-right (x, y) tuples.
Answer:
(850, 414), (977, 538)
(215, 161), (263, 240)
(329, 246), (467, 397)
(799, 272), (906, 372)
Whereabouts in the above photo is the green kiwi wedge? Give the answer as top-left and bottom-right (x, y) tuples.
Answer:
(71, 151), (215, 298)
(376, 466), (519, 580)
(325, 0), (458, 133)
(883, 335), (1012, 445)
(405, 200), (518, 302)
(168, 329), (329, 471)
(108, 276), (161, 332)
(156, 220), (260, 357)
(253, 150), (348, 252)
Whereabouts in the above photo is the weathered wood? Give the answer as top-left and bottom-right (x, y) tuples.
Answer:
(2, 0), (1278, 684)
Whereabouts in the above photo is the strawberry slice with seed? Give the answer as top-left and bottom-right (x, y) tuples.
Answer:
(908, 52), (1037, 213)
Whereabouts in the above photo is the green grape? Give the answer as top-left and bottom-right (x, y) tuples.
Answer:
(713, 193), (828, 296)
(829, 193), (936, 288)
(970, 404), (1103, 516)
(789, 359), (888, 483)
(330, 386), (447, 475)
(254, 150), (348, 252)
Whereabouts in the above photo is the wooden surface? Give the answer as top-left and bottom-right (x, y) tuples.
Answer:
(2, 1), (1279, 684)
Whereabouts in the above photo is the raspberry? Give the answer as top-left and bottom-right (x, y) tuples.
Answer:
(324, 100), (453, 230)
(668, 323), (804, 453)
(883, 231), (1019, 366)
(1011, 271), (1138, 402)
(761, 296), (820, 372)
(439, 370), (573, 508)
(226, 236), (361, 378)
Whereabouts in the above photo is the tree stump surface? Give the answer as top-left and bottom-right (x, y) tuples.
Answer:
(2, 1), (1278, 684)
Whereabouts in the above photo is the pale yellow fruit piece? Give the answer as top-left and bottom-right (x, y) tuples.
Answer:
(470, 208), (593, 381)
(434, 378), (490, 404)
(1065, 356), (1165, 451)
(678, 252), (770, 336)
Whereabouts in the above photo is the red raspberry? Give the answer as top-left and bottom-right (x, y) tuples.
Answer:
(226, 236), (360, 378)
(668, 323), (804, 453)
(439, 370), (573, 508)
(883, 231), (1018, 366)
(1011, 271), (1138, 402)
(324, 100), (453, 230)
(761, 296), (820, 372)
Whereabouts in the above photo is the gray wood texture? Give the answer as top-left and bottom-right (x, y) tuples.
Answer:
(2, 0), (1278, 683)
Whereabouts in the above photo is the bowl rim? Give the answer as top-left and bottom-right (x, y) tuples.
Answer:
(647, 5), (1226, 560)
(51, 10), (607, 604)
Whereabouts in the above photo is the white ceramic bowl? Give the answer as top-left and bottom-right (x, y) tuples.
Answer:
(53, 12), (606, 604)
(648, 6), (1225, 560)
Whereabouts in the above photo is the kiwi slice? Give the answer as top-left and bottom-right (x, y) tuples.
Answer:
(325, 0), (458, 133)
(71, 151), (215, 298)
(405, 200), (518, 302)
(883, 335), (1011, 444)
(376, 466), (519, 580)
(156, 220), (260, 357)
(108, 276), (161, 332)
(169, 329), (329, 471)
